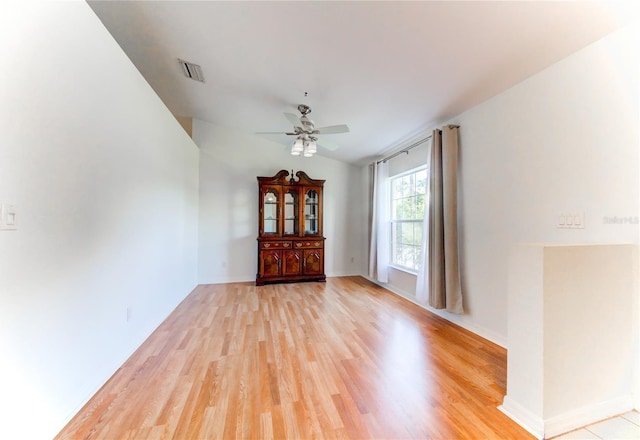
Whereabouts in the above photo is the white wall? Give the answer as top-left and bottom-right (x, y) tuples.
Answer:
(0, 4), (635, 439)
(0, 3), (199, 439)
(453, 25), (638, 341)
(195, 120), (366, 284)
(369, 26), (639, 348)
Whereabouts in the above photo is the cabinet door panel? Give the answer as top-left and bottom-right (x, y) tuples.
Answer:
(303, 187), (322, 236)
(260, 250), (281, 277)
(261, 185), (282, 236)
(303, 249), (323, 275)
(283, 188), (301, 236)
(282, 250), (302, 276)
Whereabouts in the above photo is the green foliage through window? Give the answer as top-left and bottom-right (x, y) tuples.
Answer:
(390, 168), (427, 271)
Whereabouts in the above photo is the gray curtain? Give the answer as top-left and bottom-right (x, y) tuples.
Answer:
(417, 126), (463, 313)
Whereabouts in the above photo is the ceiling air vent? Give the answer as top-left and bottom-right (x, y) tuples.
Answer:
(178, 59), (205, 83)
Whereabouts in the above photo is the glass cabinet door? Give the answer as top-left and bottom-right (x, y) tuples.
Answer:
(304, 189), (319, 235)
(284, 189), (299, 235)
(263, 189), (279, 235)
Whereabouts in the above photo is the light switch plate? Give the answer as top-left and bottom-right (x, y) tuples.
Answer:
(571, 211), (585, 229)
(557, 211), (585, 229)
(0, 204), (17, 230)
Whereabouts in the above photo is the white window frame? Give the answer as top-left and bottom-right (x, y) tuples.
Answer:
(389, 166), (427, 273)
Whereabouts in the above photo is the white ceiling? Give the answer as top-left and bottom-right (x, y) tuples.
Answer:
(87, 1), (627, 165)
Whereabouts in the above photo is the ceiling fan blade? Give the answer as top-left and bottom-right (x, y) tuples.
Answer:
(316, 137), (341, 151)
(314, 124), (350, 134)
(284, 112), (301, 127)
(256, 131), (299, 136)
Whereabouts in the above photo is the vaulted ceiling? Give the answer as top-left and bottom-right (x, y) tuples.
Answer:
(88, 1), (628, 164)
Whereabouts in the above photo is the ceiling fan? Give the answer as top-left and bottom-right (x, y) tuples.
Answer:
(257, 104), (349, 156)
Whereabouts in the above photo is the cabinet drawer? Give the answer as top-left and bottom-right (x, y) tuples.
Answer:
(260, 241), (292, 249)
(293, 240), (324, 249)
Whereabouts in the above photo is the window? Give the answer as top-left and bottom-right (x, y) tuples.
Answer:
(390, 168), (427, 271)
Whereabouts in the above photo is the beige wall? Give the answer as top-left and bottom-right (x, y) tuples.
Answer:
(503, 244), (637, 438)
(175, 115), (193, 137)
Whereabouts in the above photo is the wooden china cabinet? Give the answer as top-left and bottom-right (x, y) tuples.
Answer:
(256, 169), (326, 286)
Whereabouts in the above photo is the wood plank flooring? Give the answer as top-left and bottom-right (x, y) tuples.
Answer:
(57, 276), (533, 439)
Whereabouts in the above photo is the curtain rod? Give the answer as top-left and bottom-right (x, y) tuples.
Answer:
(378, 136), (430, 164)
(376, 125), (460, 164)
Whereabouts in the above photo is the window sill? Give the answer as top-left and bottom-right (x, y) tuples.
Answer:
(388, 264), (418, 276)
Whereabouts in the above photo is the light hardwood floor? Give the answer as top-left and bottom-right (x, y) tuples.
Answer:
(57, 276), (533, 439)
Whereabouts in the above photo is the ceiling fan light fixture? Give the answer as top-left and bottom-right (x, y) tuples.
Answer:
(303, 145), (314, 157)
(306, 139), (317, 154)
(265, 105), (347, 157)
(291, 137), (304, 155)
(303, 138), (316, 157)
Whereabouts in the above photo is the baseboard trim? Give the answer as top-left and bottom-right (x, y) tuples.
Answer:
(543, 395), (634, 438)
(499, 396), (544, 439)
(362, 275), (507, 348)
(499, 394), (635, 439)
